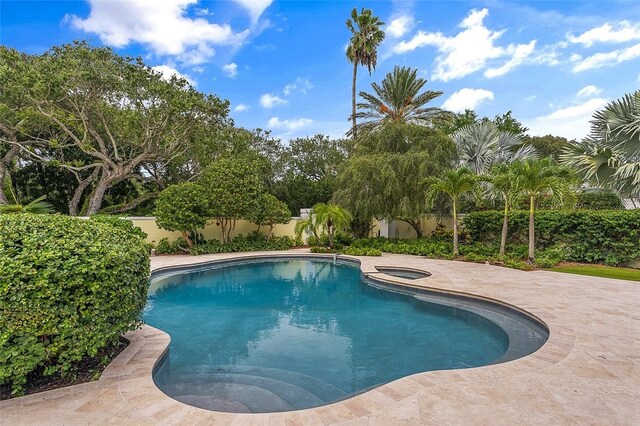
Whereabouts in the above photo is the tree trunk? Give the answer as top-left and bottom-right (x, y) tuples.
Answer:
(86, 176), (112, 215)
(500, 202), (509, 257)
(528, 196), (535, 263)
(327, 219), (334, 247)
(267, 224), (274, 240)
(0, 144), (20, 205)
(69, 168), (99, 216)
(351, 61), (358, 139)
(400, 218), (422, 238)
(453, 201), (459, 256)
(0, 167), (9, 204)
(181, 230), (194, 248)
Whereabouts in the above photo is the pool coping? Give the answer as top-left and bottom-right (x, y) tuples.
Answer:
(3, 250), (638, 424)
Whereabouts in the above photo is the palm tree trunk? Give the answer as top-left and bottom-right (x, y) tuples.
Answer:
(500, 202), (509, 257)
(453, 200), (459, 256)
(351, 61), (358, 139)
(528, 196), (535, 263)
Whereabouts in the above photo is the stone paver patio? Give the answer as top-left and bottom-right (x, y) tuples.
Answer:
(2, 250), (639, 425)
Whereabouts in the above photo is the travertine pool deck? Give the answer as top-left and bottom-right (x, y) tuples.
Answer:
(2, 250), (639, 425)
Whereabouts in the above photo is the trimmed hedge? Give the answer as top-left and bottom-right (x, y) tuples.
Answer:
(0, 214), (150, 395)
(463, 210), (640, 266)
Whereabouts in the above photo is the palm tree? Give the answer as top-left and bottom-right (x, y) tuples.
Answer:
(355, 66), (448, 135)
(512, 159), (576, 263)
(294, 212), (320, 244)
(0, 195), (54, 214)
(453, 122), (536, 174)
(346, 8), (385, 139)
(561, 90), (640, 207)
(425, 168), (479, 256)
(312, 202), (352, 248)
(483, 163), (518, 256)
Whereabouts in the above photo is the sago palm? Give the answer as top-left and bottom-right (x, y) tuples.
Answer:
(561, 90), (640, 206)
(512, 159), (576, 263)
(453, 122), (536, 175)
(346, 8), (385, 139)
(354, 66), (447, 136)
(425, 168), (479, 256)
(0, 195), (54, 214)
(312, 202), (352, 248)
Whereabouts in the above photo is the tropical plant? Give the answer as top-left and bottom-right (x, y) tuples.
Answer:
(312, 203), (352, 248)
(346, 7), (385, 139)
(354, 66), (448, 136)
(453, 122), (536, 174)
(561, 91), (640, 206)
(294, 211), (320, 243)
(154, 182), (210, 248)
(425, 167), (480, 256)
(511, 158), (577, 263)
(483, 164), (518, 256)
(251, 193), (291, 238)
(0, 195), (54, 214)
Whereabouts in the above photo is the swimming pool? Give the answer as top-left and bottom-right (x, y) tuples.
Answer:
(145, 257), (548, 413)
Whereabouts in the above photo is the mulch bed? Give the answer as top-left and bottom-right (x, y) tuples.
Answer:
(1, 337), (129, 400)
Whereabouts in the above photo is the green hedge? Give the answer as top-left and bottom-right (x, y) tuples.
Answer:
(463, 210), (640, 266)
(0, 214), (150, 395)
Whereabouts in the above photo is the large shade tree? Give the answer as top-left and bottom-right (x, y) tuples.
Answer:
(561, 91), (640, 207)
(355, 66), (448, 136)
(346, 8), (385, 139)
(334, 123), (457, 237)
(0, 42), (229, 215)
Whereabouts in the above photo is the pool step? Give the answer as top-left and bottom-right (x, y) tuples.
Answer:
(156, 365), (348, 412)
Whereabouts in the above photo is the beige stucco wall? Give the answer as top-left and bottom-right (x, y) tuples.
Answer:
(392, 216), (456, 239)
(125, 217), (303, 244)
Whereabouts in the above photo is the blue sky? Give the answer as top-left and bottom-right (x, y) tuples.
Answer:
(2, 0), (640, 142)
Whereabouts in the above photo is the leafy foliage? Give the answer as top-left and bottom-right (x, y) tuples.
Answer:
(355, 66), (447, 135)
(0, 214), (149, 395)
(189, 232), (295, 255)
(154, 182), (210, 247)
(311, 202), (352, 248)
(249, 193), (291, 237)
(463, 209), (640, 266)
(575, 191), (624, 210)
(0, 195), (54, 214)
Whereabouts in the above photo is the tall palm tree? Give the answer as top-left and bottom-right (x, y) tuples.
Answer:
(354, 66), (448, 136)
(346, 8), (385, 139)
(561, 90), (640, 207)
(312, 202), (352, 248)
(512, 159), (576, 263)
(425, 168), (479, 256)
(483, 163), (519, 256)
(453, 121), (536, 174)
(0, 195), (54, 214)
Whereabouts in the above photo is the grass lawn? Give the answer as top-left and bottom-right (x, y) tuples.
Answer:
(548, 263), (640, 282)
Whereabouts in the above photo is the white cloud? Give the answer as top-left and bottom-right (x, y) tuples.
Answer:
(69, 0), (248, 64)
(232, 0), (273, 23)
(233, 103), (250, 112)
(151, 65), (193, 84)
(260, 93), (288, 108)
(283, 77), (313, 95)
(572, 43), (640, 72)
(392, 8), (536, 81)
(484, 40), (536, 78)
(568, 21), (640, 47)
(525, 98), (608, 140)
(267, 117), (313, 131)
(387, 15), (414, 38)
(441, 88), (494, 112)
(577, 85), (601, 98)
(222, 63), (238, 78)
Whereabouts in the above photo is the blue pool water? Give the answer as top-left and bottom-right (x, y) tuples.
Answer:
(144, 259), (512, 413)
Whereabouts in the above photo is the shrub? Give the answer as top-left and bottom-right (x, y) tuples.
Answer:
(576, 191), (624, 210)
(464, 210), (640, 266)
(154, 182), (210, 248)
(310, 246), (335, 254)
(0, 214), (150, 395)
(343, 247), (382, 256)
(189, 232), (295, 255)
(88, 215), (147, 241)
